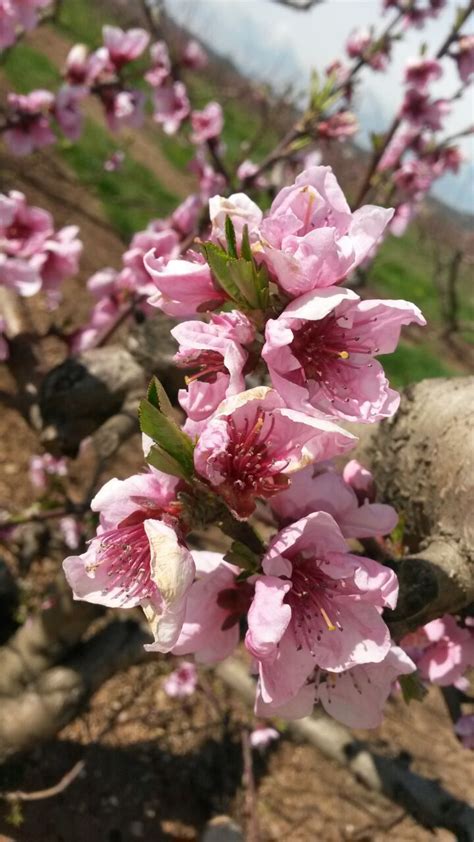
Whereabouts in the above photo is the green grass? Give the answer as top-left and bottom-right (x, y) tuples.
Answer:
(59, 123), (178, 239)
(55, 0), (106, 46)
(1, 42), (60, 90)
(379, 342), (456, 388)
(370, 226), (474, 326)
(2, 44), (178, 240)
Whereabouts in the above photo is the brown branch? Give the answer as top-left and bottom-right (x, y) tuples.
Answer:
(0, 759), (85, 802)
(354, 376), (474, 639)
(0, 620), (150, 762)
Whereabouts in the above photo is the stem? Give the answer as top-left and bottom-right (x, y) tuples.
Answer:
(214, 504), (265, 556)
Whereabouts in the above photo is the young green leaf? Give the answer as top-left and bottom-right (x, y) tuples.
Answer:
(139, 399), (194, 478)
(225, 214), (238, 259)
(146, 444), (190, 480)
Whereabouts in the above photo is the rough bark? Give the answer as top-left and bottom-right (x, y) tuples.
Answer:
(0, 575), (101, 697)
(38, 314), (183, 458)
(354, 377), (474, 637)
(0, 620), (149, 763)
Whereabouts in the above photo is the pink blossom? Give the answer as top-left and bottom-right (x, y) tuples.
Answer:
(193, 387), (356, 519)
(173, 551), (250, 663)
(64, 44), (108, 86)
(262, 287), (425, 423)
(54, 84), (85, 141)
(1, 0), (49, 40)
(71, 296), (120, 351)
(0, 254), (42, 296)
(153, 81), (190, 135)
(400, 88), (450, 131)
(237, 159), (268, 189)
(103, 89), (145, 133)
(250, 727), (280, 749)
(403, 616), (474, 687)
(246, 511), (397, 709)
(59, 515), (82, 550)
(389, 202), (417, 237)
(102, 25), (150, 69)
(342, 459), (375, 503)
(271, 463), (397, 538)
(318, 111), (358, 140)
(404, 57), (442, 91)
(190, 102), (224, 145)
(145, 41), (171, 87)
(121, 227), (179, 294)
(104, 150), (125, 172)
(29, 453), (68, 490)
(63, 471), (195, 652)
(171, 194), (203, 236)
(182, 39), (208, 71)
(0, 0), (17, 50)
(145, 252), (226, 317)
(190, 151), (226, 200)
(346, 27), (390, 71)
(172, 310), (255, 421)
(377, 125), (419, 172)
(255, 645), (415, 727)
(260, 167), (393, 297)
(0, 317), (8, 361)
(393, 159), (434, 198)
(346, 27), (371, 60)
(87, 266), (119, 298)
(453, 35), (474, 84)
(209, 193), (263, 246)
(0, 190), (53, 258)
(163, 661), (198, 697)
(4, 90), (55, 155)
(455, 715), (474, 750)
(30, 224), (82, 303)
(427, 144), (464, 177)
(325, 60), (351, 91)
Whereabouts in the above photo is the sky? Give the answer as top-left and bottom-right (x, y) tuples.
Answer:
(166, 0), (474, 213)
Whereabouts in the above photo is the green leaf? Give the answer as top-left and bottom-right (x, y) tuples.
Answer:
(225, 214), (238, 259)
(241, 224), (252, 262)
(147, 376), (174, 417)
(400, 673), (428, 705)
(146, 444), (191, 480)
(202, 242), (248, 308)
(139, 398), (194, 479)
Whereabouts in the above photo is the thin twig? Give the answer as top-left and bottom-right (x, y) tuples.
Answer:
(241, 729), (260, 842)
(352, 1), (474, 209)
(0, 760), (85, 802)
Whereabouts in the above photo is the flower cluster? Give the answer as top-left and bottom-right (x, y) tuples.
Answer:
(0, 0), (50, 50)
(0, 24), (222, 160)
(0, 190), (82, 306)
(63, 165), (431, 729)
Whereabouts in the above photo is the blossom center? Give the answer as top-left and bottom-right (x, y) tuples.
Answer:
(217, 410), (289, 517)
(90, 504), (178, 604)
(285, 555), (345, 654)
(177, 349), (225, 384)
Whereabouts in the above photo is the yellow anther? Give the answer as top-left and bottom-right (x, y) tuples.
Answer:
(339, 351), (350, 360)
(320, 607), (336, 631)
